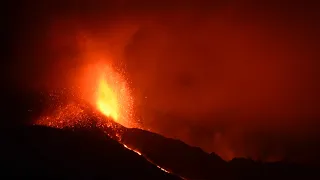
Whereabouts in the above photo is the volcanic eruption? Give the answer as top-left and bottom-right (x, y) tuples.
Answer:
(35, 54), (136, 131)
(33, 33), (181, 177)
(37, 31), (138, 129)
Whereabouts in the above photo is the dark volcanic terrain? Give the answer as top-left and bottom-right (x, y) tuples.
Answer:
(1, 91), (320, 179)
(1, 124), (319, 179)
(0, 125), (180, 179)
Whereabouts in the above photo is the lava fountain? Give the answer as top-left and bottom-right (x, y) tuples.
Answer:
(36, 61), (139, 130)
(87, 62), (136, 128)
(96, 74), (119, 121)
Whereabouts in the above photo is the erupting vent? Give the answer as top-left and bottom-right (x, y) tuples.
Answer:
(35, 60), (181, 178)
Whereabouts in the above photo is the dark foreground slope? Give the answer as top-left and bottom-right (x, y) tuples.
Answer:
(2, 91), (320, 180)
(1, 124), (319, 180)
(0, 126), (180, 179)
(123, 128), (320, 180)
(122, 128), (231, 180)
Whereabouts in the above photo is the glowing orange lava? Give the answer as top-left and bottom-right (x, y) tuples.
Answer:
(96, 75), (119, 121)
(36, 61), (138, 131)
(87, 62), (135, 128)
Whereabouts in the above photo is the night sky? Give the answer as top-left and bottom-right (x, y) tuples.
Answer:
(3, 0), (320, 162)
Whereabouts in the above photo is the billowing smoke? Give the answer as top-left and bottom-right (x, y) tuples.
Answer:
(7, 0), (320, 163)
